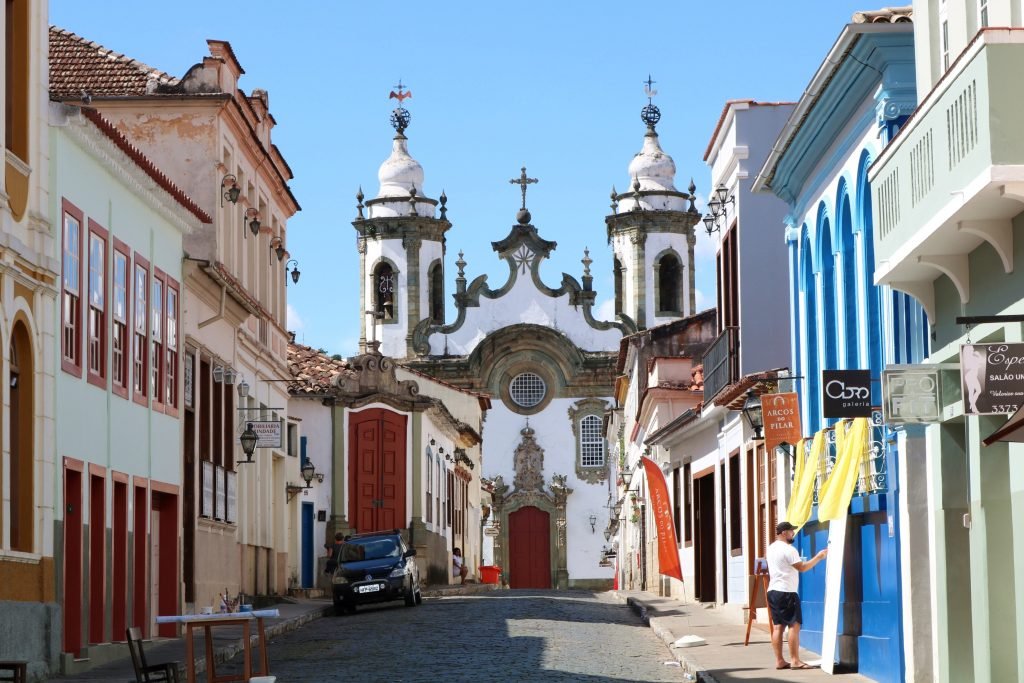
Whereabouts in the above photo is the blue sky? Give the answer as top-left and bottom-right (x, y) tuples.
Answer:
(52, 1), (872, 357)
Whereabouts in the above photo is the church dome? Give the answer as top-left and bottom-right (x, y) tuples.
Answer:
(628, 129), (677, 193)
(376, 134), (424, 198)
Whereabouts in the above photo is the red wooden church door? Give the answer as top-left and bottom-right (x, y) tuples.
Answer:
(349, 409), (407, 532)
(508, 506), (551, 588)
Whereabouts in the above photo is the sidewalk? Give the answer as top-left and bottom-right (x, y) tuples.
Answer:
(614, 590), (875, 683)
(44, 597), (332, 683)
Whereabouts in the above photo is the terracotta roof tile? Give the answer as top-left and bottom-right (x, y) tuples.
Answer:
(852, 6), (913, 23)
(288, 343), (354, 396)
(49, 26), (179, 98)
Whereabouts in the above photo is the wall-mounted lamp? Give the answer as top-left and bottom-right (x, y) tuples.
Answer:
(245, 208), (261, 238)
(213, 365), (236, 385)
(589, 514), (598, 533)
(286, 459), (323, 502)
(702, 183), (735, 235)
(603, 528), (611, 542)
(621, 468), (633, 487)
(741, 389), (764, 440)
(269, 236), (286, 264)
(286, 259), (301, 286)
(222, 174), (240, 207)
(429, 438), (436, 446)
(236, 378), (250, 400)
(239, 422), (258, 464)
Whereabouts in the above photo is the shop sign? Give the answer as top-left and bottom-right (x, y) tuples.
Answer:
(761, 392), (802, 450)
(882, 367), (941, 423)
(960, 343), (1024, 415)
(822, 369), (872, 418)
(242, 420), (282, 448)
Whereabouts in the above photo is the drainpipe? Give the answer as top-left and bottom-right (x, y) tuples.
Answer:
(199, 284), (227, 328)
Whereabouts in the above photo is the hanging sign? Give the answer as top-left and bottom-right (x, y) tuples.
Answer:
(241, 420), (283, 448)
(822, 369), (872, 418)
(882, 367), (942, 423)
(761, 392), (802, 450)
(960, 343), (1024, 415)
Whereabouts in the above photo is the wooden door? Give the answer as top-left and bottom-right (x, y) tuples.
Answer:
(349, 409), (407, 533)
(508, 506), (550, 588)
(694, 472), (716, 602)
(64, 467), (83, 656)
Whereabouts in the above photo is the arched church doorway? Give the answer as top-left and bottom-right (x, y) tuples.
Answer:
(348, 408), (407, 532)
(508, 506), (551, 588)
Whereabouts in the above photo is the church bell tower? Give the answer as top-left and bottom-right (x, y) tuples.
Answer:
(606, 79), (701, 329)
(353, 84), (451, 358)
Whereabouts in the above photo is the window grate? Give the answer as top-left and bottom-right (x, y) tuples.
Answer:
(510, 372), (546, 408)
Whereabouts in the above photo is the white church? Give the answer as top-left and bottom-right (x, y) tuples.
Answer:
(352, 89), (702, 589)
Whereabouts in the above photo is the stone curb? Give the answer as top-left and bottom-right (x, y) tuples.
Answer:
(420, 582), (500, 598)
(187, 602), (333, 677)
(619, 594), (717, 683)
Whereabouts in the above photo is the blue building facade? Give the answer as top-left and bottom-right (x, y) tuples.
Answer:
(753, 17), (927, 683)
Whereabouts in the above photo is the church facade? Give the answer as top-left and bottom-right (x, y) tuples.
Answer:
(352, 92), (704, 588)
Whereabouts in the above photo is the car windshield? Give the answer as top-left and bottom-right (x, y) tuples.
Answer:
(339, 537), (401, 562)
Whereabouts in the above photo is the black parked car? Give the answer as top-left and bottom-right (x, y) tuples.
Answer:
(331, 530), (422, 615)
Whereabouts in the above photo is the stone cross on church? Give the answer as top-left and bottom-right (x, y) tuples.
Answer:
(509, 167), (538, 210)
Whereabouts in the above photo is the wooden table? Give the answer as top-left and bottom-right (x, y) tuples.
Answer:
(156, 610), (278, 683)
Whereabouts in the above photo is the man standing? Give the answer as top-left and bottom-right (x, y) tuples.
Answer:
(767, 521), (828, 670)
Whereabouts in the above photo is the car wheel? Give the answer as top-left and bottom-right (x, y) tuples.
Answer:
(333, 601), (346, 617)
(404, 577), (417, 607)
(414, 587), (423, 605)
(345, 601), (357, 614)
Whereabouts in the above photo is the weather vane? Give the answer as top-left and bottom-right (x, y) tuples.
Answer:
(389, 80), (412, 134)
(641, 74), (661, 128)
(509, 167), (538, 210)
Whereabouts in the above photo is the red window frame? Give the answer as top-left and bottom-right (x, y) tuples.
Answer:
(164, 277), (180, 416)
(132, 255), (149, 407)
(111, 239), (131, 400)
(61, 199), (84, 377)
(150, 268), (166, 412)
(86, 220), (108, 388)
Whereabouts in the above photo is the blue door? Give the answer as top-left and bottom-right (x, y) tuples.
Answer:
(301, 502), (314, 588)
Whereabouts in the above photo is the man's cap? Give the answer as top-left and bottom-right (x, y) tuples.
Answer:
(776, 521), (797, 534)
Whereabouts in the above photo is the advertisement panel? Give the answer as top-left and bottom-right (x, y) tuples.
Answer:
(240, 420), (283, 448)
(822, 369), (872, 418)
(882, 368), (942, 423)
(761, 392), (802, 450)
(961, 343), (1024, 415)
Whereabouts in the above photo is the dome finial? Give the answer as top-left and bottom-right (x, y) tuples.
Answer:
(641, 74), (661, 129)
(388, 80), (412, 135)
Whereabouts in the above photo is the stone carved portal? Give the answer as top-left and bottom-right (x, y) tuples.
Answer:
(492, 426), (573, 589)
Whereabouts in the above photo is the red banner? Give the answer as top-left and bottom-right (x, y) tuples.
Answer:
(641, 456), (683, 581)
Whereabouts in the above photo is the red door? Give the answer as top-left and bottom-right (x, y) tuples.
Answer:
(349, 409), (407, 533)
(64, 466), (83, 656)
(508, 506), (551, 588)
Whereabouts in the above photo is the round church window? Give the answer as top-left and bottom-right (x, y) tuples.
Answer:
(509, 372), (546, 408)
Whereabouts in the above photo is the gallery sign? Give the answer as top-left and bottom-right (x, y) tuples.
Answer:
(882, 367), (942, 424)
(761, 392), (802, 450)
(960, 343), (1024, 415)
(822, 369), (872, 418)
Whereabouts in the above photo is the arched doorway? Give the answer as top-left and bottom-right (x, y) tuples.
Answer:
(508, 506), (551, 588)
(10, 321), (33, 552)
(348, 408), (408, 532)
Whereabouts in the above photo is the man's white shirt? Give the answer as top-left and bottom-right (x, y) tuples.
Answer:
(767, 539), (801, 593)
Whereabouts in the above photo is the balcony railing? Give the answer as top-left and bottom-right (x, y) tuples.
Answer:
(702, 326), (738, 404)
(869, 30), (1024, 303)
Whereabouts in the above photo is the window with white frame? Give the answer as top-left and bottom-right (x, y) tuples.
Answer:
(979, 0), (988, 27)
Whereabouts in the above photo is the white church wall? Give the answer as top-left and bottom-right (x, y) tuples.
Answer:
(429, 267), (622, 356)
(485, 398), (613, 580)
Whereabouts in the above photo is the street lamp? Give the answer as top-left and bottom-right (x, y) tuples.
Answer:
(239, 423), (258, 464)
(702, 183), (735, 235)
(741, 389), (764, 440)
(286, 259), (301, 286)
(287, 459), (324, 502)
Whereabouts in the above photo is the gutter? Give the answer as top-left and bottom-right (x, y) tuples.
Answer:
(199, 283), (227, 329)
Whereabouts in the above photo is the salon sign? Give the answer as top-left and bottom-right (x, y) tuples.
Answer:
(960, 343), (1024, 415)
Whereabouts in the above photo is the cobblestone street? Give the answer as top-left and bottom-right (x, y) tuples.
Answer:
(208, 590), (686, 682)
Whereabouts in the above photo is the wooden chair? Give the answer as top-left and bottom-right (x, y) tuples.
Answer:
(126, 627), (180, 683)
